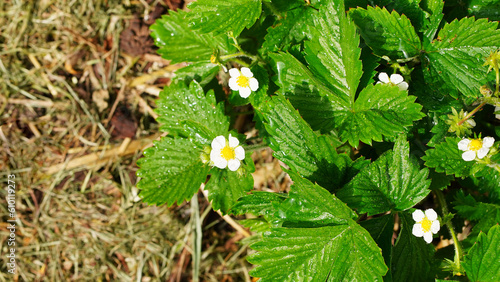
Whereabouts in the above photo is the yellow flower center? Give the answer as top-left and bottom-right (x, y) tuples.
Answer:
(420, 217), (432, 232)
(468, 139), (483, 151)
(221, 145), (235, 161)
(236, 75), (250, 88)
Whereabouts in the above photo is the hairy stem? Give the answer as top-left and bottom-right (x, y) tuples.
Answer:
(457, 101), (487, 126)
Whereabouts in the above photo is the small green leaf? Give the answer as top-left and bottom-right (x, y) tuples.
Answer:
(205, 169), (253, 214)
(422, 137), (474, 177)
(391, 212), (436, 281)
(337, 135), (431, 215)
(187, 0), (262, 37)
(350, 6), (422, 60)
(136, 137), (209, 206)
(173, 62), (220, 85)
(262, 6), (317, 52)
(423, 17), (500, 98)
(421, 0), (444, 40)
(150, 10), (236, 63)
(463, 225), (500, 282)
(155, 81), (229, 142)
(468, 0), (500, 21)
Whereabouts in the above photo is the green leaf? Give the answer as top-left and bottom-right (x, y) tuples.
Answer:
(187, 0), (262, 37)
(360, 213), (395, 272)
(155, 81), (229, 142)
(463, 225), (500, 282)
(337, 84), (425, 147)
(304, 0), (363, 101)
(150, 10), (237, 63)
(136, 137), (209, 206)
(391, 212), (436, 281)
(205, 169), (253, 214)
(262, 6), (317, 52)
(350, 6), (422, 60)
(421, 0), (444, 41)
(276, 172), (357, 227)
(468, 0), (500, 21)
(260, 95), (367, 192)
(423, 17), (500, 98)
(230, 191), (287, 218)
(249, 223), (387, 281)
(173, 62), (220, 85)
(422, 137), (474, 177)
(337, 135), (431, 215)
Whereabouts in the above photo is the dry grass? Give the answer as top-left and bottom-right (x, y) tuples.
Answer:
(0, 0), (281, 281)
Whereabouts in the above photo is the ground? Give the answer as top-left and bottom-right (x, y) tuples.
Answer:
(0, 1), (288, 281)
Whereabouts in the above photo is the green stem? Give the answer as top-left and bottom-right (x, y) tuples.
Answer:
(434, 190), (464, 274)
(457, 101), (487, 126)
(245, 143), (269, 152)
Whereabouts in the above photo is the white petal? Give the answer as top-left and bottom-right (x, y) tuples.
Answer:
(228, 134), (239, 147)
(239, 87), (251, 98)
(425, 209), (438, 221)
(378, 72), (389, 83)
(423, 232), (433, 243)
(229, 68), (240, 78)
(211, 136), (226, 150)
(398, 81), (409, 91)
(483, 137), (495, 148)
(228, 77), (239, 91)
(476, 147), (490, 159)
(458, 139), (470, 151)
(227, 159), (241, 171)
(466, 119), (476, 127)
(462, 150), (476, 161)
(213, 155), (228, 169)
(430, 220), (440, 234)
(412, 224), (424, 237)
(249, 77), (259, 91)
(234, 146), (245, 160)
(495, 106), (500, 119)
(240, 67), (253, 77)
(210, 148), (221, 163)
(412, 209), (425, 222)
(390, 74), (404, 84)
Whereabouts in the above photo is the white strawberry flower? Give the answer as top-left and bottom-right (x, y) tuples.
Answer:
(376, 72), (409, 91)
(228, 67), (259, 98)
(458, 137), (495, 161)
(210, 134), (245, 171)
(412, 209), (440, 244)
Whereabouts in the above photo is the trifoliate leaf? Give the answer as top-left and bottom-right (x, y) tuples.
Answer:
(150, 10), (236, 63)
(249, 224), (387, 281)
(205, 168), (253, 214)
(350, 6), (422, 60)
(337, 135), (431, 215)
(187, 0), (262, 37)
(260, 95), (367, 192)
(422, 17), (500, 98)
(337, 84), (425, 147)
(463, 225), (500, 282)
(155, 81), (229, 143)
(422, 137), (474, 177)
(136, 137), (209, 206)
(262, 5), (317, 52)
(392, 212), (436, 281)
